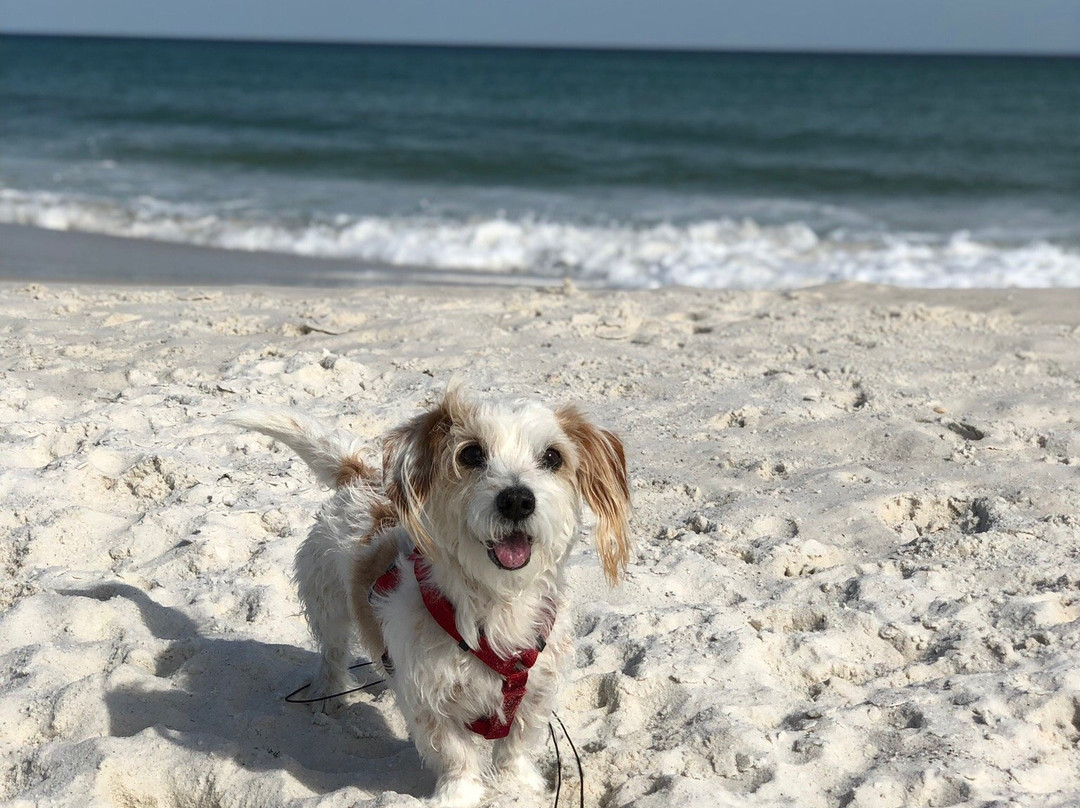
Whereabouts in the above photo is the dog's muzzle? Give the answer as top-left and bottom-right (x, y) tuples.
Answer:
(489, 486), (535, 570)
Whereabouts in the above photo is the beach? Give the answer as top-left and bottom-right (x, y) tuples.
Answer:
(2, 231), (1079, 807)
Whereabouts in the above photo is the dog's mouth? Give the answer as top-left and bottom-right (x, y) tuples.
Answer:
(487, 530), (532, 570)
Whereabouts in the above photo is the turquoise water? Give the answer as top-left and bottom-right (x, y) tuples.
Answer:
(3, 34), (1079, 287)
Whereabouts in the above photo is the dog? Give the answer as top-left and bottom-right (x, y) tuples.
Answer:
(229, 387), (631, 806)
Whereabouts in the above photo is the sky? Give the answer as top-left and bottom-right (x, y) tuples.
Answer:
(3, 0), (1079, 55)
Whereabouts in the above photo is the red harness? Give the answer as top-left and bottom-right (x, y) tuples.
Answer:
(371, 550), (553, 740)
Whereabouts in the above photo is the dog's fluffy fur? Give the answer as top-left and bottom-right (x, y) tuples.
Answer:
(230, 388), (630, 806)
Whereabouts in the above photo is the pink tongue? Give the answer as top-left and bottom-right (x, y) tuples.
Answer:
(493, 532), (532, 569)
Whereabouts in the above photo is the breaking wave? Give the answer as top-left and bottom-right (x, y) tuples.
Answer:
(3, 188), (1079, 289)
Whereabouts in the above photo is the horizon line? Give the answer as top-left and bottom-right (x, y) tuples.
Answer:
(3, 30), (1079, 60)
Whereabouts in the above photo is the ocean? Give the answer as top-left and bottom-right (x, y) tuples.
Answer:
(2, 34), (1079, 288)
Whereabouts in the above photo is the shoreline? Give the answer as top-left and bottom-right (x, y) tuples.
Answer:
(0, 222), (565, 289)
(3, 224), (1080, 328)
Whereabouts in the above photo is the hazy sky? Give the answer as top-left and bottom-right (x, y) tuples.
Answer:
(3, 0), (1079, 55)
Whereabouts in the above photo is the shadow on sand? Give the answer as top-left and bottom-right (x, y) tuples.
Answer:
(60, 582), (430, 798)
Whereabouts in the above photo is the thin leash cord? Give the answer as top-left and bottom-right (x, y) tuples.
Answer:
(284, 664), (585, 808)
(553, 711), (585, 808)
(284, 660), (385, 704)
(549, 722), (563, 808)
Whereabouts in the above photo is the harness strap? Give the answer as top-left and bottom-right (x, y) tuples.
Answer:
(369, 549), (554, 740)
(371, 561), (401, 599)
(371, 563), (403, 676)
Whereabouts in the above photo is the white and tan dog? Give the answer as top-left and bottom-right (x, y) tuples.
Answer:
(230, 388), (630, 807)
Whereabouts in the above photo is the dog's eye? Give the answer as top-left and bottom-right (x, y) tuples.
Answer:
(458, 443), (486, 469)
(541, 447), (563, 471)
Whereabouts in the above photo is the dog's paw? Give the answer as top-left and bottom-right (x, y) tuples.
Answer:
(303, 665), (356, 713)
(429, 774), (486, 808)
(495, 756), (546, 793)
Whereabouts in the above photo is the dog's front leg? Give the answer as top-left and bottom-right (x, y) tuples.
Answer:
(413, 712), (486, 808)
(491, 703), (550, 793)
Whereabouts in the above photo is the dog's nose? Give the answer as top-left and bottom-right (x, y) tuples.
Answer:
(496, 485), (536, 521)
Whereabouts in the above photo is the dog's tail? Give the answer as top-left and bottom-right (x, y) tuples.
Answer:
(226, 408), (377, 489)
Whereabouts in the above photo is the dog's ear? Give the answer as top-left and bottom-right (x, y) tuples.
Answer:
(557, 406), (631, 585)
(383, 390), (463, 549)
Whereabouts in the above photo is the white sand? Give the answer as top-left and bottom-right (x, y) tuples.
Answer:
(2, 278), (1079, 808)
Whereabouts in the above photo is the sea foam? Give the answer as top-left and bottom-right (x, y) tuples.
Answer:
(2, 188), (1078, 289)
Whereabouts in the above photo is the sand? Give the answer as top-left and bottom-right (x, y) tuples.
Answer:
(2, 270), (1080, 808)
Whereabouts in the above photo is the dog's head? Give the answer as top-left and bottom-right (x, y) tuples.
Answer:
(383, 387), (631, 588)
